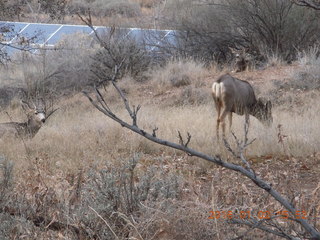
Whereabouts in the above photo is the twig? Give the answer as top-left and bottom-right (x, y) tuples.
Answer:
(89, 206), (119, 240)
(152, 127), (158, 137)
(115, 212), (144, 240)
(292, 0), (320, 10)
(177, 131), (192, 147)
(229, 218), (298, 240)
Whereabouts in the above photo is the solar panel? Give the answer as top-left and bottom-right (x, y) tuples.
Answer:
(127, 28), (146, 47)
(112, 28), (132, 40)
(0, 22), (28, 42)
(147, 30), (172, 51)
(46, 25), (93, 45)
(1, 21), (179, 56)
(1, 45), (19, 56)
(19, 23), (61, 44)
(94, 27), (112, 38)
(163, 30), (178, 47)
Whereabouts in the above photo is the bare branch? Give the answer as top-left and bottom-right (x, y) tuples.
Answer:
(152, 127), (158, 137)
(177, 131), (192, 148)
(223, 118), (255, 173)
(185, 132), (192, 147)
(292, 0), (320, 10)
(95, 87), (112, 112)
(229, 218), (298, 239)
(89, 206), (119, 240)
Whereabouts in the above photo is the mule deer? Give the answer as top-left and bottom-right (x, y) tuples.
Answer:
(212, 74), (272, 138)
(230, 47), (252, 72)
(0, 99), (47, 139)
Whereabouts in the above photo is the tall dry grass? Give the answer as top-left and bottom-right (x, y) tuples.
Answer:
(1, 56), (319, 172)
(1, 87), (319, 177)
(147, 58), (210, 92)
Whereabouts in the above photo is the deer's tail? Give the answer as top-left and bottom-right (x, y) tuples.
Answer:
(212, 82), (223, 103)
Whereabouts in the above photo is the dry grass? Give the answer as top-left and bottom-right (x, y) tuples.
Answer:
(147, 59), (210, 93)
(0, 58), (320, 239)
(2, 86), (319, 171)
(1, 58), (319, 166)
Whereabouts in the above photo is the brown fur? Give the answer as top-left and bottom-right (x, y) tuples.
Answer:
(230, 47), (252, 72)
(0, 100), (46, 139)
(212, 74), (272, 138)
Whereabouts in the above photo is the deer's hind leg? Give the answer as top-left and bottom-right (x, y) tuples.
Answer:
(213, 97), (224, 139)
(219, 108), (230, 138)
(216, 105), (221, 138)
(228, 112), (232, 131)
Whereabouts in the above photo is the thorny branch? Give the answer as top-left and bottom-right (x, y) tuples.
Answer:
(223, 118), (256, 173)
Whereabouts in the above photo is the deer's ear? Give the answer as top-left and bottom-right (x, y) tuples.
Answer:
(229, 47), (236, 54)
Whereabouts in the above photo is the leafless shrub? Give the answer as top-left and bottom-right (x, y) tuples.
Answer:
(0, 87), (26, 109)
(225, 0), (320, 62)
(43, 33), (96, 94)
(90, 30), (152, 85)
(100, 1), (141, 17)
(23, 0), (68, 20)
(38, 0), (68, 20)
(71, 0), (141, 18)
(0, 0), (23, 20)
(9, 33), (97, 98)
(170, 73), (191, 87)
(162, 0), (320, 63)
(161, 0), (240, 63)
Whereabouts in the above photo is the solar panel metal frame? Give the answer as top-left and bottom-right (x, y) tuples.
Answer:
(0, 21), (178, 56)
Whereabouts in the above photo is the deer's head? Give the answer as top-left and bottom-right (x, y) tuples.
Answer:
(21, 100), (46, 125)
(255, 99), (273, 126)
